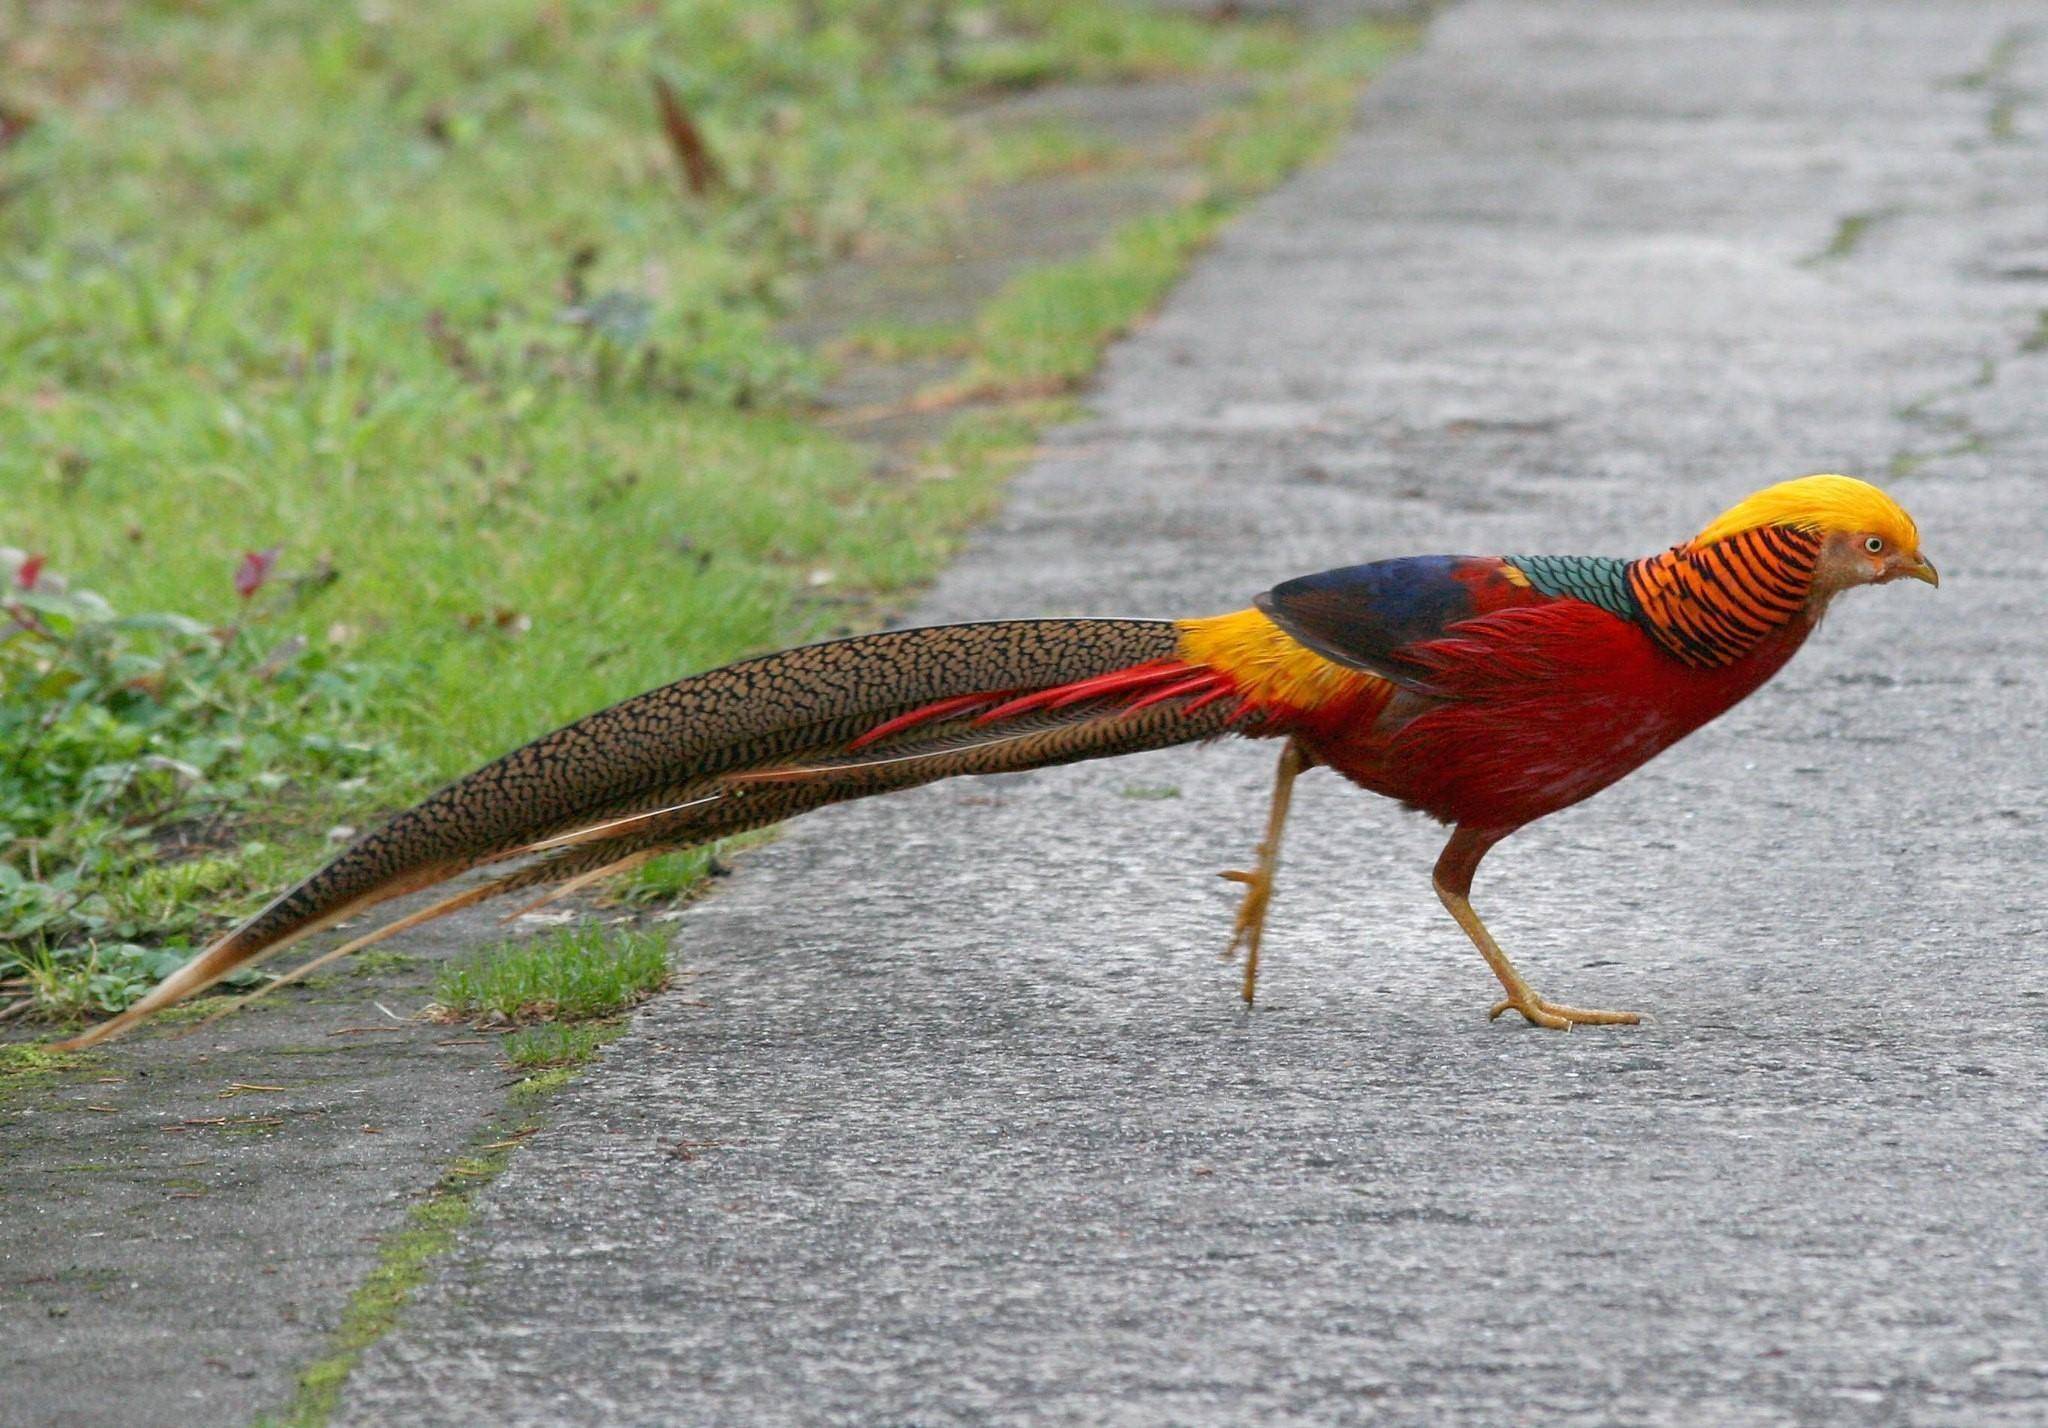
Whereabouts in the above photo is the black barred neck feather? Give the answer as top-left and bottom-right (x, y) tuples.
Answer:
(1624, 525), (1822, 668)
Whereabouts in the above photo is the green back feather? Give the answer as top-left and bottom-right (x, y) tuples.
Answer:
(1503, 555), (1639, 620)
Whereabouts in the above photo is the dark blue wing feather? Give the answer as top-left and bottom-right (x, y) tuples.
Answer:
(1255, 555), (1541, 690)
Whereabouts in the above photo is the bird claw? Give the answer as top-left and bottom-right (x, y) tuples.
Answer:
(1488, 996), (1641, 1031)
(1218, 866), (1277, 1006)
(1219, 868), (1271, 961)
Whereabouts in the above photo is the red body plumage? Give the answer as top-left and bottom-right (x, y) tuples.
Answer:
(1302, 603), (1812, 833)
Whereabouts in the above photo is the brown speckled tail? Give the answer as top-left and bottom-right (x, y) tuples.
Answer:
(63, 619), (1208, 1046)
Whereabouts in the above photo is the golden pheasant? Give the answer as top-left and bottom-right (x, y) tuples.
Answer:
(59, 474), (1934, 1048)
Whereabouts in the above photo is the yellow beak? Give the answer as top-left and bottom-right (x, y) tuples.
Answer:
(1905, 555), (1939, 587)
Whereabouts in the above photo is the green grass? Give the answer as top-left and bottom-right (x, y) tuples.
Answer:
(2, 2), (1412, 1017)
(263, 1131), (527, 1428)
(610, 831), (774, 904)
(502, 1022), (610, 1069)
(508, 1067), (578, 1102)
(1, 0), (1358, 781)
(431, 926), (670, 1024)
(0, 554), (393, 1008)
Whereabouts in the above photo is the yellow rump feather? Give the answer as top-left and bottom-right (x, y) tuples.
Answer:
(1175, 608), (1386, 713)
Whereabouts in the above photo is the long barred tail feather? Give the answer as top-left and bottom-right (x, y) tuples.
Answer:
(59, 618), (1258, 1048)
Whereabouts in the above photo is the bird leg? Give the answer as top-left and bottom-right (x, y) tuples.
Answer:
(1431, 827), (1639, 1031)
(1220, 737), (1309, 1005)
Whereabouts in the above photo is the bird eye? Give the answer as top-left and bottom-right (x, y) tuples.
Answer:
(1863, 536), (1884, 554)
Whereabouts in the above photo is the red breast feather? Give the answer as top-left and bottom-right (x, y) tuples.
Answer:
(1321, 602), (1813, 835)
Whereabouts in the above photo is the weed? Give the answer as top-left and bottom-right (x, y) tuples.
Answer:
(508, 1068), (577, 1102)
(431, 927), (669, 1025)
(613, 845), (728, 905)
(502, 1023), (610, 1070)
(0, 551), (395, 1011)
(265, 1129), (525, 1427)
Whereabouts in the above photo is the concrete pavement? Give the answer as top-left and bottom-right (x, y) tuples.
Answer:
(341, 4), (2048, 1423)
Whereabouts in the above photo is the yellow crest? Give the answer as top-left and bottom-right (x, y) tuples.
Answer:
(1692, 474), (1920, 551)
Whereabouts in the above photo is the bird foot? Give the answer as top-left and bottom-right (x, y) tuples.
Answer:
(1218, 867), (1271, 963)
(1217, 866), (1274, 1005)
(1488, 995), (1640, 1031)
